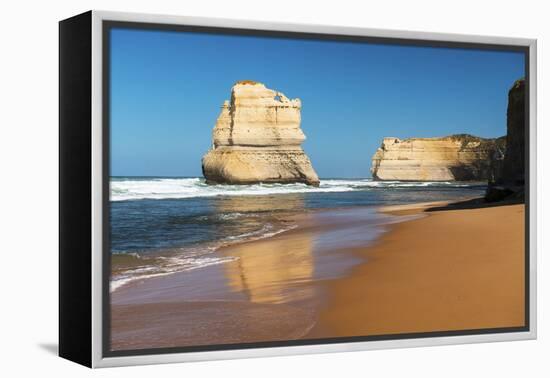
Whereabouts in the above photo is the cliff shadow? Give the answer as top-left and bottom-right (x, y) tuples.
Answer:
(448, 160), (491, 181)
(425, 196), (524, 212)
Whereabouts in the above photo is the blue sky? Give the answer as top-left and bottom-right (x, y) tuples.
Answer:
(110, 28), (525, 178)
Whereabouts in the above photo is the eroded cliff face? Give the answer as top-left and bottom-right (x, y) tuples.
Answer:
(371, 135), (505, 181)
(501, 79), (526, 185)
(486, 79), (525, 201)
(202, 81), (319, 186)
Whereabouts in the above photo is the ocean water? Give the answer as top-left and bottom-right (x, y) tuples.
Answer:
(110, 177), (487, 291)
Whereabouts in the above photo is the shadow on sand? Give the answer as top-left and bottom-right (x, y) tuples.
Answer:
(425, 197), (524, 212)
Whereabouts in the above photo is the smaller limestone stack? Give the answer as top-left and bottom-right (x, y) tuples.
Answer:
(202, 81), (319, 186)
(371, 135), (505, 181)
(486, 79), (526, 201)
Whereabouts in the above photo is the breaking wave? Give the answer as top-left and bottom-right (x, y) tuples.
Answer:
(110, 177), (480, 202)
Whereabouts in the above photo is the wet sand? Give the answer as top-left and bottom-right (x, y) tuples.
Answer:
(110, 200), (525, 351)
(307, 202), (526, 338)
(110, 206), (389, 351)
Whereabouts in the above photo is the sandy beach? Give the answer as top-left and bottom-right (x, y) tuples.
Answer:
(110, 199), (525, 351)
(307, 201), (526, 338)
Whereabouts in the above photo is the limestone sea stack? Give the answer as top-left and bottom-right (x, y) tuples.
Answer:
(202, 81), (320, 186)
(371, 134), (505, 181)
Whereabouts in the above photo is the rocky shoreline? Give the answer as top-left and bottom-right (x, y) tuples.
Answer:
(370, 78), (526, 203)
(201, 78), (525, 202)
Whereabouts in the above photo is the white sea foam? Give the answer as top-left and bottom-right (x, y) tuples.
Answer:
(110, 222), (299, 292)
(223, 223), (298, 243)
(110, 255), (237, 292)
(110, 177), (477, 202)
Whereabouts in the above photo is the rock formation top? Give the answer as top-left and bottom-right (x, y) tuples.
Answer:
(202, 82), (319, 186)
(212, 81), (305, 148)
(371, 134), (505, 181)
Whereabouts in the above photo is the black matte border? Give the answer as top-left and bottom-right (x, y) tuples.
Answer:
(59, 11), (93, 367)
(102, 20), (531, 359)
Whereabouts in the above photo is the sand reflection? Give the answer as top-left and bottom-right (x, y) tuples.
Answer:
(215, 194), (316, 304)
(223, 235), (315, 304)
(213, 193), (307, 213)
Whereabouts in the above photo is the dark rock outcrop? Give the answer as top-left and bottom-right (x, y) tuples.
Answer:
(486, 79), (526, 201)
(502, 79), (526, 185)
